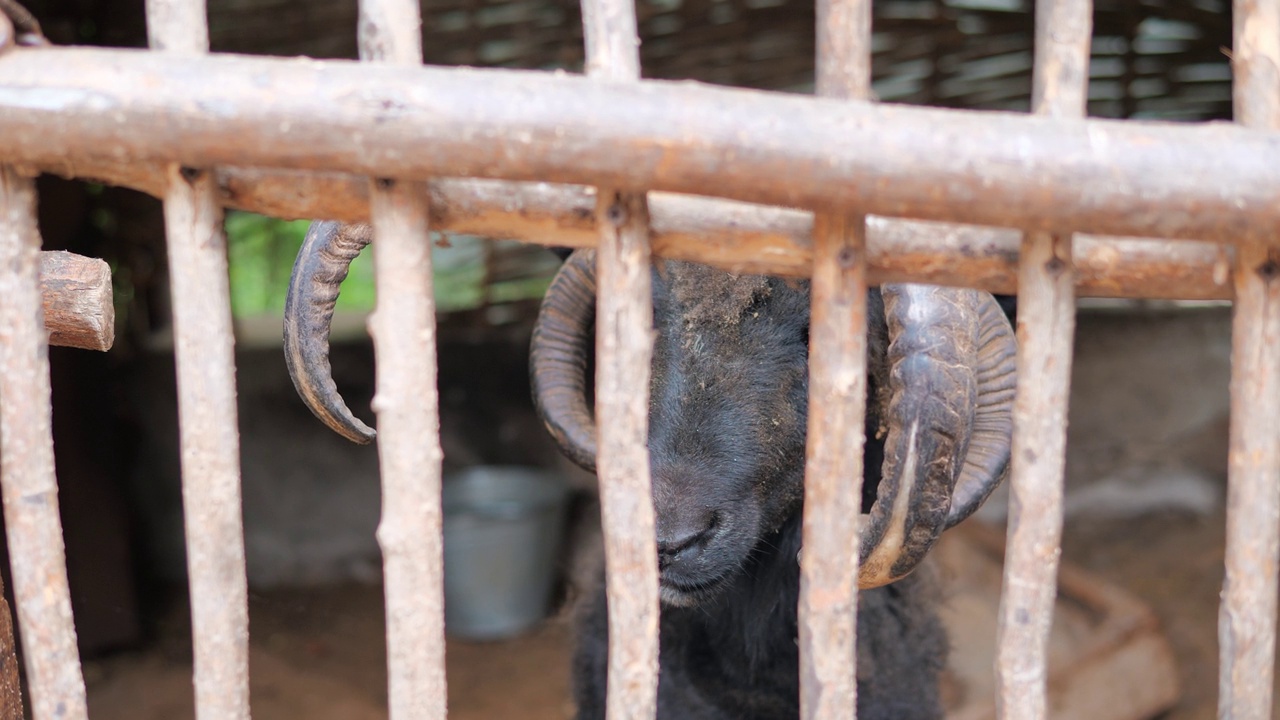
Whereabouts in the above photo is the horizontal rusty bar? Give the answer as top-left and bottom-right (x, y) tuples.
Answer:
(1, 47), (1279, 242)
(34, 162), (1235, 300)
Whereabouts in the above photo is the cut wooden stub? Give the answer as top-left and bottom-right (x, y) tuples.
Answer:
(39, 250), (114, 352)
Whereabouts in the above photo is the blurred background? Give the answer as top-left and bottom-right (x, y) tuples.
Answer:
(10, 0), (1242, 717)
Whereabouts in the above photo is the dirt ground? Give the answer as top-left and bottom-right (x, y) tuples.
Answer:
(79, 306), (1258, 720)
(78, 510), (1236, 720)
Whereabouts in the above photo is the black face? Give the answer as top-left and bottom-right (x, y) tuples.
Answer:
(645, 261), (816, 608)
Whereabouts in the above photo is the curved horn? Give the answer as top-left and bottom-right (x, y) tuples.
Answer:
(857, 285), (1015, 588)
(283, 220), (376, 444)
(944, 295), (1017, 527)
(529, 249), (599, 471)
(530, 255), (1015, 586)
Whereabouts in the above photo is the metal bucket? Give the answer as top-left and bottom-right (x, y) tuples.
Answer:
(442, 465), (571, 640)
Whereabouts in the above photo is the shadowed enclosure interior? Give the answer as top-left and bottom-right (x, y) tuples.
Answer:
(0, 0), (1277, 718)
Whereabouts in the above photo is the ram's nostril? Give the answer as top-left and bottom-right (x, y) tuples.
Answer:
(656, 522), (714, 569)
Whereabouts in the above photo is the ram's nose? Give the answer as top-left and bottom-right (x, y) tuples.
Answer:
(656, 512), (715, 571)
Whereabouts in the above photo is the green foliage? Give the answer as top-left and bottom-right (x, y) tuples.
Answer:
(224, 212), (551, 320)
(225, 212), (376, 318)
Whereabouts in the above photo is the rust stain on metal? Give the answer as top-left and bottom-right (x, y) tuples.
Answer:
(800, 211), (868, 720)
(148, 3), (252, 719)
(0, 4), (1274, 719)
(0, 166), (88, 720)
(581, 0), (661, 718)
(358, 2), (448, 719)
(1219, 1), (1280, 717)
(160, 161), (252, 720)
(801, 0), (871, 715)
(0, 48), (1279, 242)
(0, 573), (22, 720)
(34, 163), (1241, 300)
(995, 0), (1090, 716)
(367, 179), (447, 720)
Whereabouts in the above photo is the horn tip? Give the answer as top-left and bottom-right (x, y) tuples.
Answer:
(343, 422), (377, 445)
(325, 414), (376, 445)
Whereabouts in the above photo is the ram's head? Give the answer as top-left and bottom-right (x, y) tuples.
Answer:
(284, 224), (1015, 607)
(527, 251), (1015, 603)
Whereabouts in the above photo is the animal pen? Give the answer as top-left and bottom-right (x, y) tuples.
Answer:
(0, 0), (1276, 715)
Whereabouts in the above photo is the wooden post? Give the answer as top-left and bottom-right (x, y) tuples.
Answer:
(147, 2), (252, 719)
(357, 2), (448, 718)
(799, 0), (871, 715)
(994, 0), (1090, 716)
(581, 0), (661, 718)
(1218, 0), (1280, 717)
(0, 166), (88, 720)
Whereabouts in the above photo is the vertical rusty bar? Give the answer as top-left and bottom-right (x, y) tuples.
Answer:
(1219, 1), (1280, 718)
(994, 0), (1090, 717)
(162, 167), (252, 720)
(367, 179), (446, 720)
(581, 1), (660, 720)
(814, 0), (872, 100)
(355, 3), (446, 720)
(800, 0), (871, 717)
(146, 3), (251, 719)
(0, 574), (23, 720)
(0, 167), (88, 720)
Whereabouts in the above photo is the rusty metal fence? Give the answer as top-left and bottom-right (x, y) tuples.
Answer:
(0, 0), (1278, 717)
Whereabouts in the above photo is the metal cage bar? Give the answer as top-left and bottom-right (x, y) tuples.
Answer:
(993, 0), (1091, 716)
(5, 0), (1280, 716)
(357, 1), (449, 718)
(580, 0), (661, 718)
(368, 175), (448, 720)
(0, 166), (88, 720)
(2, 50), (1279, 243)
(798, 0), (871, 715)
(1218, 0), (1280, 717)
(8, 160), (1247, 302)
(146, 2), (252, 718)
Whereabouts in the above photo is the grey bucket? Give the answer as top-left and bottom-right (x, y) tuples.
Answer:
(443, 466), (571, 640)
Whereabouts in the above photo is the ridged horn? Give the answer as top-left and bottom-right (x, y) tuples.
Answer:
(529, 257), (1016, 588)
(528, 249), (599, 471)
(856, 285), (1015, 588)
(282, 220), (376, 444)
